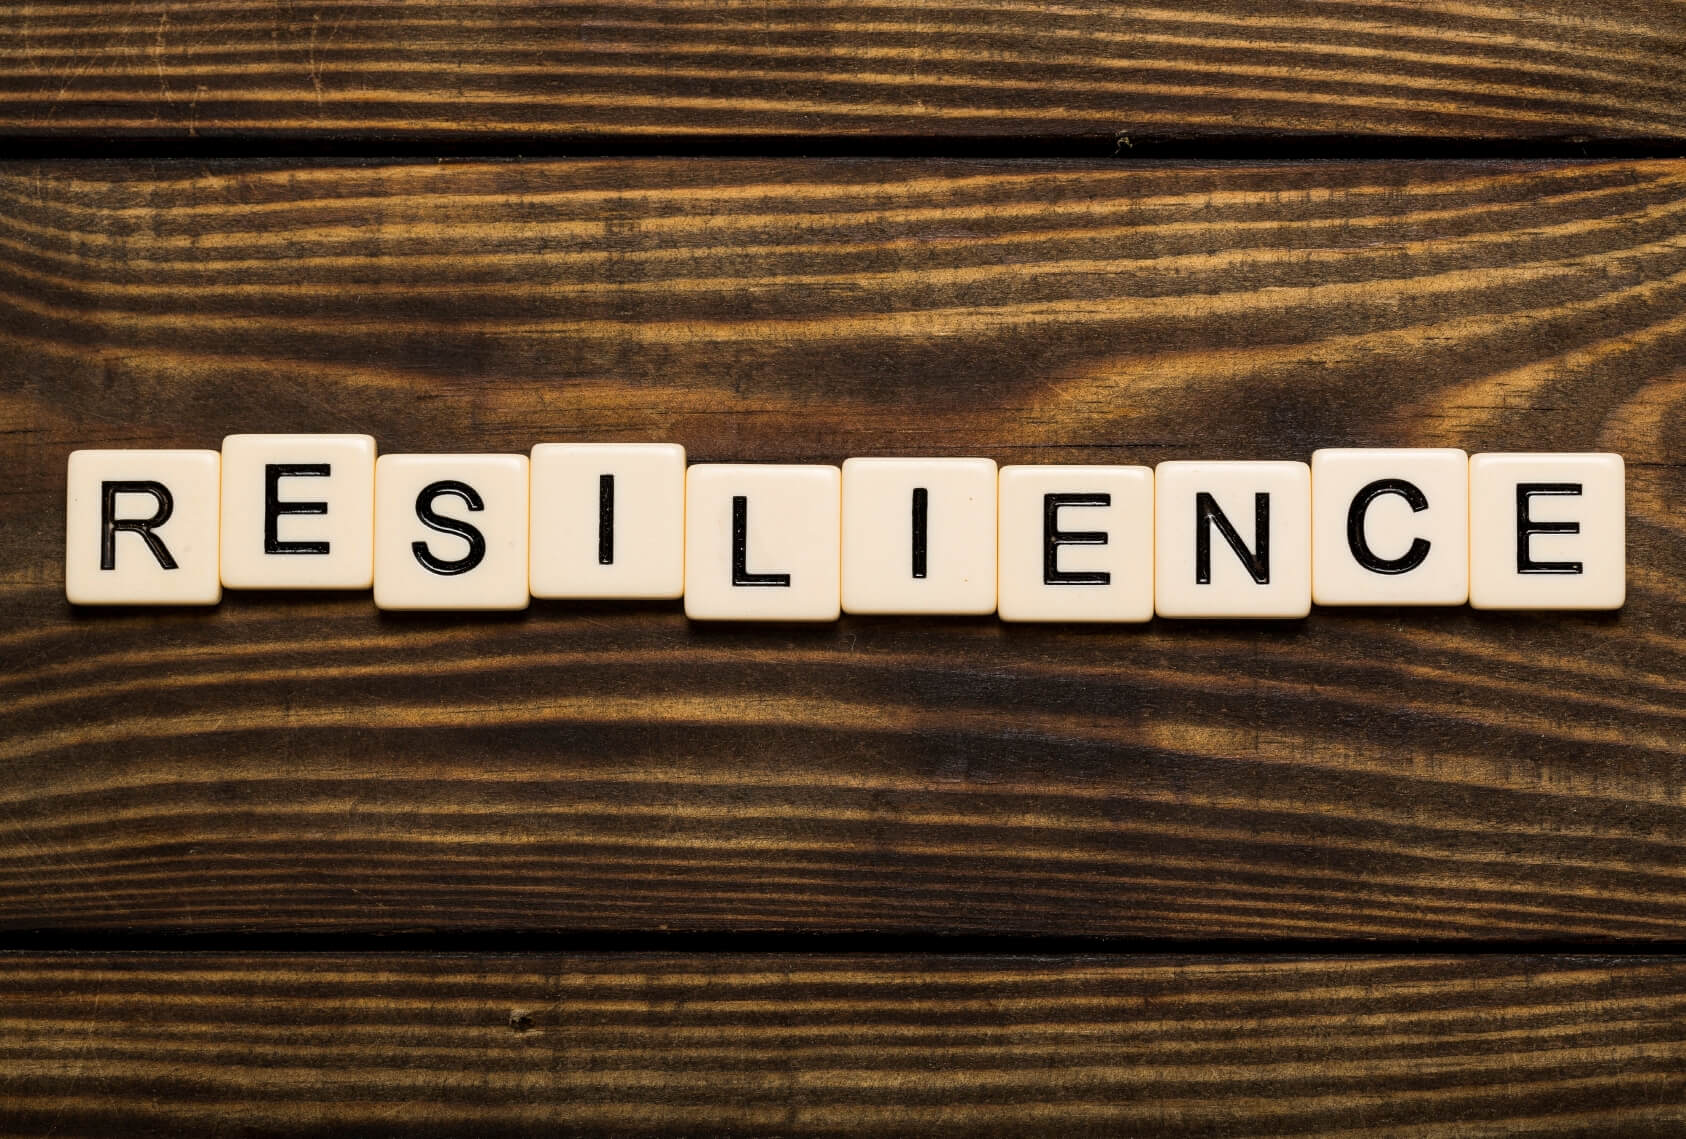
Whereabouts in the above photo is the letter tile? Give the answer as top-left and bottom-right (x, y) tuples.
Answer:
(1154, 461), (1311, 619)
(65, 449), (222, 606)
(684, 464), (840, 621)
(219, 434), (376, 590)
(841, 457), (997, 615)
(530, 443), (685, 600)
(1469, 452), (1624, 610)
(997, 465), (1154, 623)
(373, 454), (529, 611)
(1310, 448), (1468, 606)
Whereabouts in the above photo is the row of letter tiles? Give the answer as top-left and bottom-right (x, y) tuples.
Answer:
(64, 441), (1626, 617)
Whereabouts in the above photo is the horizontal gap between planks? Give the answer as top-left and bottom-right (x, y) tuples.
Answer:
(4, 132), (1686, 163)
(2, 932), (1686, 956)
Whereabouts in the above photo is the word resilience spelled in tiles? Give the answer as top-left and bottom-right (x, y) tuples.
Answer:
(64, 439), (1626, 618)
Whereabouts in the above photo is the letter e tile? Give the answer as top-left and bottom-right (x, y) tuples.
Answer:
(220, 434), (376, 590)
(1469, 452), (1624, 610)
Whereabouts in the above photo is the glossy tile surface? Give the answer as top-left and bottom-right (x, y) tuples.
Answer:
(841, 457), (997, 615)
(220, 434), (376, 590)
(66, 449), (222, 606)
(1311, 448), (1468, 606)
(1155, 460), (1311, 619)
(997, 465), (1154, 623)
(530, 443), (686, 600)
(373, 454), (530, 611)
(1469, 452), (1625, 610)
(684, 465), (841, 621)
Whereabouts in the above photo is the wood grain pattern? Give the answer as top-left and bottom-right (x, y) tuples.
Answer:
(1, 157), (1684, 937)
(4, 1), (1686, 142)
(2, 953), (1685, 1136)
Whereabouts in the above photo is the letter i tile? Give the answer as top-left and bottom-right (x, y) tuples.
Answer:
(841, 457), (997, 615)
(530, 442), (686, 600)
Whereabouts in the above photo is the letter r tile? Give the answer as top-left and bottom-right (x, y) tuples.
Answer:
(65, 449), (222, 606)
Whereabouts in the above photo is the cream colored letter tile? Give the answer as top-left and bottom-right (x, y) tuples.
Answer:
(66, 449), (222, 606)
(684, 465), (840, 621)
(1469, 452), (1624, 610)
(1155, 461), (1310, 619)
(1311, 448), (1468, 606)
(841, 457), (996, 615)
(530, 443), (685, 600)
(219, 434), (376, 590)
(997, 465), (1153, 623)
(373, 454), (530, 611)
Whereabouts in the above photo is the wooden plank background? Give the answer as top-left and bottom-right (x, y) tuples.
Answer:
(1, 156), (1681, 939)
(5, 0), (1686, 1129)
(3, 0), (1686, 142)
(3, 953), (1686, 1136)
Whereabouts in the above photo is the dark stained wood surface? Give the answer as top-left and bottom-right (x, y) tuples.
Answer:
(1, 157), (1683, 937)
(2, 953), (1685, 1136)
(4, 1), (1686, 142)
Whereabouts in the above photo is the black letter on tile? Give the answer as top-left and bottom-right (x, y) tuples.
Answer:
(1044, 493), (1111, 585)
(599, 474), (615, 565)
(1516, 483), (1583, 574)
(100, 481), (176, 570)
(265, 463), (331, 555)
(1346, 477), (1430, 575)
(732, 495), (791, 587)
(413, 480), (486, 576)
(1195, 492), (1269, 585)
(911, 487), (929, 579)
